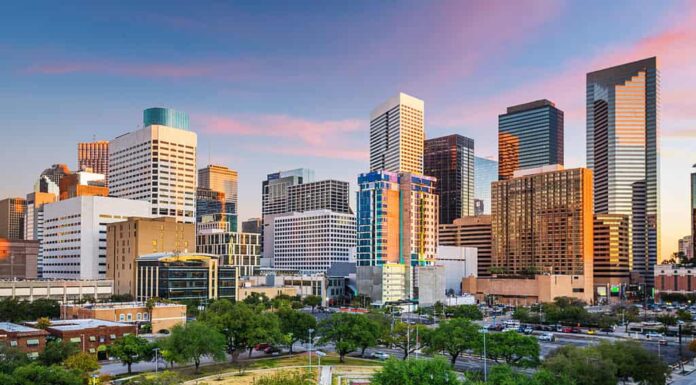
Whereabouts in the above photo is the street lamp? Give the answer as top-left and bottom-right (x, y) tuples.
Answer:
(308, 328), (315, 373)
(153, 347), (160, 374)
(316, 350), (326, 368)
(479, 328), (488, 383)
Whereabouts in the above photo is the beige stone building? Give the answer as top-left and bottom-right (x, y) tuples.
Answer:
(106, 217), (195, 296)
(462, 274), (592, 305)
(61, 302), (186, 333)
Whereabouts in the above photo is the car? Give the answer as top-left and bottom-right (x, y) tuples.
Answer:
(646, 332), (664, 339)
(503, 327), (519, 333)
(263, 346), (281, 354)
(562, 327), (574, 333)
(571, 327), (582, 334)
(586, 329), (596, 335)
(370, 352), (390, 360)
(487, 324), (503, 331)
(523, 327), (534, 334)
(600, 327), (614, 333)
(538, 333), (555, 342)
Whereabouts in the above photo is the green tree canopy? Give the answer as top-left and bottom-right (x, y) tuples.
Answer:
(302, 295), (322, 312)
(166, 321), (226, 372)
(388, 321), (427, 360)
(318, 313), (365, 362)
(11, 363), (82, 385)
(372, 357), (461, 385)
(480, 331), (540, 367)
(39, 340), (79, 366)
(107, 334), (153, 374)
(446, 305), (483, 320)
(277, 307), (317, 353)
(63, 352), (99, 377)
(426, 317), (480, 366)
(543, 345), (618, 385)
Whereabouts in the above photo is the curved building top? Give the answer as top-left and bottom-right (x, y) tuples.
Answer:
(143, 107), (189, 130)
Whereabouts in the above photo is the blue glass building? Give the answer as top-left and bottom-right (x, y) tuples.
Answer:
(474, 156), (498, 215)
(144, 107), (190, 130)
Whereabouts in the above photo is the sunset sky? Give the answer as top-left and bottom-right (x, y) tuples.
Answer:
(1, 0), (694, 258)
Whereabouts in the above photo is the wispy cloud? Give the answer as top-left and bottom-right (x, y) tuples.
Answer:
(197, 113), (367, 161)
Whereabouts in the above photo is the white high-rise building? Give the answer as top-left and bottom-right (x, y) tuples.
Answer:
(42, 196), (151, 279)
(109, 108), (197, 224)
(274, 209), (356, 272)
(370, 93), (425, 174)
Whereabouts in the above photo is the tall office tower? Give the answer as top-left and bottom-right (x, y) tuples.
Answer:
(498, 100), (564, 180)
(242, 218), (262, 234)
(439, 215), (492, 277)
(424, 134), (475, 224)
(587, 57), (660, 286)
(356, 171), (438, 267)
(196, 188), (237, 232)
(58, 170), (108, 200)
(262, 168), (315, 216)
(197, 229), (260, 277)
(109, 107), (197, 224)
(43, 196), (151, 279)
(491, 166), (593, 293)
(287, 180), (352, 214)
(0, 240), (38, 279)
(107, 217), (194, 296)
(198, 165), (238, 213)
(679, 236), (693, 260)
(78, 141), (109, 176)
(474, 156), (498, 215)
(692, 165), (696, 259)
(273, 210), (356, 272)
(369, 93), (425, 174)
(40, 164), (71, 186)
(593, 214), (631, 289)
(25, 190), (56, 277)
(0, 198), (26, 240)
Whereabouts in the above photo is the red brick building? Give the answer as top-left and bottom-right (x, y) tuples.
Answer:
(0, 322), (48, 358)
(26, 319), (135, 359)
(654, 265), (696, 296)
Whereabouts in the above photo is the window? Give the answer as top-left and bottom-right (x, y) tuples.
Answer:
(10, 340), (17, 347)
(70, 337), (81, 343)
(119, 314), (125, 321)
(127, 313), (132, 321)
(110, 334), (117, 340)
(89, 336), (96, 342)
(137, 313), (142, 321)
(26, 339), (39, 346)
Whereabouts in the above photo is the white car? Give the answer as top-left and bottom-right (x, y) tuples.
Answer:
(370, 352), (390, 360)
(538, 333), (555, 342)
(646, 332), (664, 339)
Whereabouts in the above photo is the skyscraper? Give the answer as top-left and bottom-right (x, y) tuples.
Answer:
(498, 99), (564, 180)
(196, 187), (236, 232)
(198, 165), (238, 213)
(25, 190), (56, 277)
(287, 180), (351, 214)
(109, 107), (197, 224)
(593, 214), (631, 289)
(491, 166), (593, 294)
(78, 141), (109, 176)
(439, 216), (492, 277)
(424, 134), (474, 224)
(587, 57), (660, 286)
(370, 93), (425, 174)
(474, 156), (498, 215)
(40, 164), (71, 186)
(0, 198), (26, 240)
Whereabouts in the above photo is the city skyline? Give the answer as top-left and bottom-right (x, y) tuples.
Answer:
(1, 1), (695, 258)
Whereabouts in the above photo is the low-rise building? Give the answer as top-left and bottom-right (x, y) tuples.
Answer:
(61, 302), (186, 333)
(0, 322), (48, 357)
(415, 265), (445, 307)
(357, 264), (408, 306)
(654, 265), (696, 297)
(436, 246), (478, 295)
(237, 284), (297, 302)
(26, 319), (135, 358)
(135, 253), (237, 302)
(0, 279), (113, 302)
(462, 274), (591, 306)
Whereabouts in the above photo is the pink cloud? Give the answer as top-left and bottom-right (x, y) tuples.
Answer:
(197, 113), (367, 161)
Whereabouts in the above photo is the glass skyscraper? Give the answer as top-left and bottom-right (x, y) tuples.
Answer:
(587, 57), (660, 287)
(143, 107), (190, 130)
(474, 156), (498, 215)
(498, 99), (564, 180)
(424, 134), (474, 224)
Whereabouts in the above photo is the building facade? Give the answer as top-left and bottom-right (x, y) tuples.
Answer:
(196, 187), (237, 232)
(498, 99), (564, 180)
(25, 191), (56, 277)
(58, 170), (108, 200)
(40, 164), (71, 186)
(43, 196), (151, 279)
(679, 236), (693, 260)
(198, 165), (238, 211)
(196, 227), (260, 276)
(109, 108), (197, 224)
(106, 217), (194, 296)
(0, 239), (38, 279)
(0, 198), (26, 240)
(28, 319), (135, 357)
(262, 168), (315, 216)
(692, 165), (696, 259)
(474, 156), (498, 215)
(78, 141), (109, 176)
(273, 210), (356, 272)
(287, 179), (352, 214)
(242, 218), (262, 234)
(0, 279), (113, 303)
(135, 253), (237, 302)
(436, 246), (478, 295)
(439, 215), (492, 277)
(491, 167), (593, 295)
(654, 265), (696, 298)
(424, 134), (475, 224)
(369, 93), (425, 174)
(0, 323), (48, 357)
(593, 214), (631, 291)
(587, 57), (660, 287)
(61, 302), (186, 333)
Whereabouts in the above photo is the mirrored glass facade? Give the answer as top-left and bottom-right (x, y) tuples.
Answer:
(474, 156), (498, 215)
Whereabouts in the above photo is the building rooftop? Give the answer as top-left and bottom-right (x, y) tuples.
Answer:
(0, 322), (43, 333)
(505, 99), (556, 114)
(136, 252), (219, 262)
(27, 319), (131, 331)
(62, 301), (185, 310)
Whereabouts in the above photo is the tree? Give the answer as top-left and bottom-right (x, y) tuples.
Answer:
(277, 308), (317, 353)
(11, 363), (82, 385)
(35, 317), (51, 330)
(63, 352), (99, 377)
(371, 357), (461, 385)
(243, 292), (270, 307)
(302, 295), (322, 312)
(27, 298), (60, 320)
(318, 313), (363, 362)
(245, 311), (282, 357)
(388, 321), (427, 360)
(38, 340), (78, 366)
(446, 304), (483, 320)
(167, 321), (226, 372)
(594, 340), (669, 385)
(353, 315), (381, 357)
(107, 334), (152, 374)
(677, 309), (693, 322)
(0, 345), (30, 374)
(656, 314), (677, 326)
(199, 300), (268, 362)
(481, 331), (540, 367)
(487, 365), (575, 385)
(544, 345), (617, 385)
(426, 318), (480, 366)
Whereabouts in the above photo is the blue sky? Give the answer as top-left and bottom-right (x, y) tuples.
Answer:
(1, 0), (695, 257)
